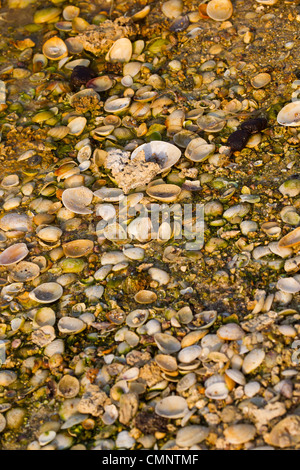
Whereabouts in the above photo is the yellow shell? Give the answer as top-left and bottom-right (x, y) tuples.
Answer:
(42, 37), (68, 60)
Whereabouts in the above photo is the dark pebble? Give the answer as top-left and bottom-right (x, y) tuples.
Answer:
(70, 65), (95, 90)
(227, 129), (251, 152)
(169, 15), (190, 32)
(240, 117), (268, 134)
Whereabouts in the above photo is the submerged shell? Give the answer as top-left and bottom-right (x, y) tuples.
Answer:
(0, 243), (29, 266)
(146, 183), (181, 202)
(62, 240), (94, 258)
(42, 37), (68, 60)
(126, 309), (149, 328)
(154, 333), (181, 354)
(155, 396), (188, 419)
(185, 137), (215, 162)
(278, 227), (300, 248)
(9, 261), (40, 282)
(134, 290), (157, 304)
(104, 96), (131, 114)
(29, 282), (63, 304)
(57, 317), (86, 334)
(131, 141), (181, 172)
(62, 187), (93, 214)
(106, 38), (132, 63)
(206, 0), (233, 21)
(277, 102), (300, 127)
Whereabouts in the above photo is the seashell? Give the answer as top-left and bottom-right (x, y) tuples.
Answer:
(188, 310), (217, 330)
(104, 96), (131, 114)
(102, 405), (118, 425)
(94, 187), (124, 203)
(123, 247), (145, 261)
(162, 0), (183, 19)
(176, 372), (197, 393)
(154, 333), (181, 354)
(197, 111), (226, 132)
(185, 137), (215, 162)
(217, 323), (245, 341)
(176, 425), (209, 448)
(57, 317), (86, 334)
(123, 62), (142, 78)
(87, 75), (114, 92)
(9, 261), (40, 282)
(0, 371), (17, 386)
(206, 0), (233, 21)
(131, 141), (181, 173)
(225, 369), (246, 386)
(251, 72), (271, 89)
(1, 174), (19, 187)
(265, 415), (300, 448)
(242, 349), (265, 374)
(48, 126), (69, 140)
(34, 7), (61, 24)
(0, 243), (29, 266)
(127, 217), (152, 243)
(134, 290), (157, 304)
(106, 38), (132, 63)
(155, 354), (177, 372)
(65, 37), (84, 55)
(181, 330), (208, 348)
(0, 213), (32, 232)
(276, 277), (300, 294)
(277, 101), (300, 127)
(62, 239), (94, 258)
(62, 187), (93, 215)
(155, 395), (188, 419)
(205, 381), (229, 400)
(70, 88), (99, 108)
(44, 339), (65, 357)
(63, 5), (80, 21)
(148, 267), (170, 285)
(244, 381), (260, 398)
(126, 309), (149, 328)
(177, 345), (201, 364)
(224, 424), (256, 445)
(177, 306), (193, 324)
(173, 130), (199, 149)
(42, 37), (68, 60)
(131, 5), (151, 21)
(29, 282), (63, 304)
(146, 183), (181, 203)
(278, 227), (300, 248)
(34, 307), (56, 327)
(58, 375), (80, 398)
(67, 116), (87, 136)
(37, 226), (62, 243)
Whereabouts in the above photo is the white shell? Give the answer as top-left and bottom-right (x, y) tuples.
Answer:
(155, 396), (188, 418)
(131, 141), (181, 172)
(276, 277), (300, 294)
(0, 243), (29, 266)
(242, 349), (265, 374)
(185, 137), (216, 162)
(57, 317), (86, 334)
(67, 117), (87, 136)
(154, 333), (181, 354)
(29, 282), (63, 304)
(106, 38), (132, 63)
(206, 0), (233, 21)
(62, 186), (93, 214)
(277, 101), (300, 127)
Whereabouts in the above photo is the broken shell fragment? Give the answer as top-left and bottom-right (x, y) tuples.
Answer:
(29, 282), (63, 304)
(0, 243), (29, 266)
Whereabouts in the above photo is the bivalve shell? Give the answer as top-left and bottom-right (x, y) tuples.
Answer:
(154, 333), (181, 354)
(176, 425), (209, 448)
(224, 424), (256, 445)
(217, 323), (245, 341)
(106, 38), (132, 63)
(277, 101), (300, 127)
(206, 0), (233, 21)
(42, 37), (68, 60)
(278, 227), (300, 248)
(126, 309), (149, 328)
(185, 137), (215, 162)
(62, 187), (93, 215)
(177, 345), (201, 364)
(29, 282), (63, 304)
(242, 349), (265, 374)
(57, 317), (86, 334)
(131, 141), (181, 172)
(9, 261), (40, 282)
(62, 240), (94, 258)
(155, 396), (188, 419)
(0, 243), (29, 266)
(146, 183), (181, 203)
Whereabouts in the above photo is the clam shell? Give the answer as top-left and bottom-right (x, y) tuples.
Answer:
(217, 323), (245, 341)
(1, 174), (19, 187)
(185, 137), (216, 162)
(126, 309), (149, 328)
(225, 369), (246, 386)
(131, 141), (181, 172)
(106, 38), (132, 63)
(134, 290), (157, 304)
(278, 227), (300, 248)
(155, 354), (178, 372)
(62, 239), (94, 258)
(251, 72), (271, 89)
(155, 396), (188, 419)
(154, 333), (181, 354)
(65, 37), (83, 55)
(34, 307), (56, 327)
(177, 345), (201, 364)
(58, 375), (80, 398)
(57, 317), (86, 334)
(276, 277), (300, 294)
(0, 213), (32, 232)
(0, 243), (29, 266)
(176, 425), (209, 448)
(161, 0), (183, 19)
(277, 101), (300, 127)
(146, 183), (181, 202)
(29, 282), (63, 304)
(62, 187), (93, 214)
(42, 37), (68, 60)
(242, 349), (265, 374)
(224, 424), (256, 445)
(205, 381), (229, 400)
(104, 96), (131, 114)
(9, 261), (40, 282)
(87, 75), (114, 92)
(206, 0), (233, 21)
(67, 116), (87, 136)
(176, 373), (197, 393)
(148, 267), (170, 285)
(37, 226), (62, 243)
